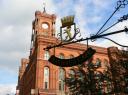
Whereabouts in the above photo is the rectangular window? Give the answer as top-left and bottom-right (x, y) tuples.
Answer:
(45, 82), (48, 89)
(59, 82), (61, 91)
(59, 81), (65, 91)
(44, 51), (50, 60)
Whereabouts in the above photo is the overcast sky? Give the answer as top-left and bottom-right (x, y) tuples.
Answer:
(0, 0), (128, 94)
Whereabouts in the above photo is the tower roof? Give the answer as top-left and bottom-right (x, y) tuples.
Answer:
(35, 10), (56, 20)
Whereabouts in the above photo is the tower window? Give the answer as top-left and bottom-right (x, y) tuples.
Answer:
(36, 18), (38, 23)
(44, 51), (50, 60)
(44, 67), (49, 89)
(45, 82), (48, 89)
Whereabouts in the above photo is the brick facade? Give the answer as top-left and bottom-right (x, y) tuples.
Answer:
(16, 11), (126, 95)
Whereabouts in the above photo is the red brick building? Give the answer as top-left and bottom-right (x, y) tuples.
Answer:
(16, 11), (126, 95)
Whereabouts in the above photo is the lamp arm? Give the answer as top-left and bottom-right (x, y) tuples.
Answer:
(101, 37), (128, 47)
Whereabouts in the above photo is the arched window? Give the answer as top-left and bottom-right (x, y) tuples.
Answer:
(59, 67), (65, 91)
(104, 59), (109, 68)
(102, 59), (109, 69)
(44, 51), (50, 60)
(59, 53), (65, 59)
(44, 67), (49, 89)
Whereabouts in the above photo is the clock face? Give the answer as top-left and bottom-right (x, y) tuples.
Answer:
(42, 23), (49, 29)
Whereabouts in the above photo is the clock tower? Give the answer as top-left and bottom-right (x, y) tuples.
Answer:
(33, 11), (56, 36)
(31, 11), (56, 50)
(17, 8), (112, 95)
(31, 10), (57, 89)
(17, 10), (58, 95)
(29, 10), (57, 55)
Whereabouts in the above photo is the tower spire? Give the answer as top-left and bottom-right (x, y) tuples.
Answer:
(43, 2), (46, 13)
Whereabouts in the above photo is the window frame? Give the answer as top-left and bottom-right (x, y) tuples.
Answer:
(44, 67), (50, 89)
(44, 51), (50, 60)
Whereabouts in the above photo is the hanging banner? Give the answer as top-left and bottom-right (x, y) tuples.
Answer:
(48, 47), (96, 67)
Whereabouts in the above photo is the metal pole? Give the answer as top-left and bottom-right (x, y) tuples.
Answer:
(45, 28), (128, 50)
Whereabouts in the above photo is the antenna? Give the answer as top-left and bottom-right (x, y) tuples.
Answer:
(43, 2), (46, 13)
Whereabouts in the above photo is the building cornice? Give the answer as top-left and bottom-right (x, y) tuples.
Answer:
(35, 11), (56, 20)
(36, 35), (108, 54)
